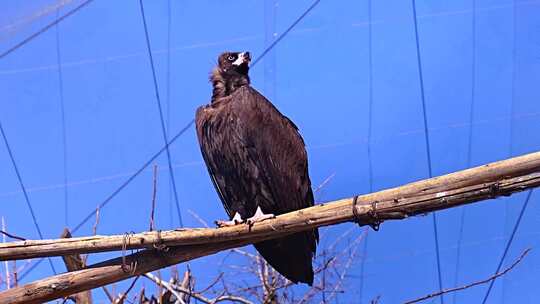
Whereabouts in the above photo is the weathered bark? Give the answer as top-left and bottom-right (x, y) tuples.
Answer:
(59, 229), (92, 304)
(0, 151), (539, 304)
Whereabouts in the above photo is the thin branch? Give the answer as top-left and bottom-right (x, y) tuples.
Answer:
(1, 218), (10, 290)
(314, 173), (336, 194)
(322, 233), (364, 303)
(143, 273), (185, 304)
(144, 272), (253, 304)
(187, 209), (210, 228)
(115, 276), (139, 303)
(101, 286), (114, 303)
(404, 248), (531, 304)
(150, 165), (158, 232)
(196, 272), (223, 294)
(92, 205), (100, 236)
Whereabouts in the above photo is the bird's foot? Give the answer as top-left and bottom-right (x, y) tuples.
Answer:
(246, 206), (275, 226)
(215, 212), (244, 227)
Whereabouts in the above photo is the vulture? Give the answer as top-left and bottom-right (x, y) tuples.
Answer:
(195, 51), (318, 285)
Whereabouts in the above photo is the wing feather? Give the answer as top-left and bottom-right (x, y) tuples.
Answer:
(195, 86), (318, 284)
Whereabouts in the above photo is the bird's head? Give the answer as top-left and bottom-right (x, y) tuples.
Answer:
(210, 51), (251, 102)
(217, 51), (251, 76)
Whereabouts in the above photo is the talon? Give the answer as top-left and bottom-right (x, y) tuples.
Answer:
(246, 206), (275, 226)
(215, 212), (244, 227)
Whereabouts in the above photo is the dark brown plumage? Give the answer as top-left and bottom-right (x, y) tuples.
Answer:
(195, 51), (318, 285)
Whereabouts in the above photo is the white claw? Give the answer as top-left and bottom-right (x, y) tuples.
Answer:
(215, 212), (244, 227)
(246, 206), (275, 225)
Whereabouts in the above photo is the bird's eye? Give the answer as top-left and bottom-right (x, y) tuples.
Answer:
(227, 55), (235, 61)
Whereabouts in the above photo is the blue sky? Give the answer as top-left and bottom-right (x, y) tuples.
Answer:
(1, 0), (540, 303)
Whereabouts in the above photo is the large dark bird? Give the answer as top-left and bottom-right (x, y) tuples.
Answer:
(195, 51), (318, 285)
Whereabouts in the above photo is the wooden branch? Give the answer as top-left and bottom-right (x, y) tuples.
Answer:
(59, 229), (92, 304)
(0, 151), (540, 303)
(2, 151), (540, 262)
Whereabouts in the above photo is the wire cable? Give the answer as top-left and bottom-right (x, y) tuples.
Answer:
(360, 0), (374, 302)
(138, 0), (184, 227)
(18, 0), (325, 282)
(251, 0), (322, 67)
(453, 1), (477, 302)
(166, 0), (174, 228)
(502, 0), (520, 301)
(481, 190), (533, 303)
(55, 7), (69, 228)
(71, 0), (321, 235)
(18, 258), (44, 281)
(0, 121), (57, 274)
(263, 0), (277, 101)
(71, 119), (194, 234)
(412, 1), (444, 302)
(0, 0), (95, 60)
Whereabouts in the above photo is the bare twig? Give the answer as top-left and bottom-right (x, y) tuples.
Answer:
(1, 218), (10, 290)
(10, 259), (17, 288)
(180, 267), (192, 304)
(187, 209), (210, 228)
(405, 248), (532, 304)
(196, 272), (223, 294)
(115, 276), (139, 303)
(144, 272), (253, 304)
(92, 205), (100, 236)
(101, 286), (114, 303)
(143, 273), (185, 304)
(314, 173), (336, 194)
(150, 164), (158, 232)
(322, 232), (364, 303)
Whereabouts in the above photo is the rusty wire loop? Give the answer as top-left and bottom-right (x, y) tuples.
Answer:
(153, 229), (169, 252)
(352, 196), (362, 226)
(121, 232), (138, 274)
(367, 200), (381, 231)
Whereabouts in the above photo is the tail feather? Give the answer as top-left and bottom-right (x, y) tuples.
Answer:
(254, 229), (318, 285)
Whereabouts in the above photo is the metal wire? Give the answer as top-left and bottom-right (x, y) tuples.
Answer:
(0, 121), (57, 274)
(360, 0), (374, 302)
(484, 1), (524, 302)
(72, 0), (322, 235)
(138, 0), (184, 227)
(453, 1), (477, 302)
(481, 190), (533, 303)
(55, 7), (69, 228)
(71, 119), (195, 233)
(166, 0), (174, 228)
(0, 0), (95, 60)
(24, 0), (324, 281)
(412, 0), (444, 302)
(251, 0), (322, 67)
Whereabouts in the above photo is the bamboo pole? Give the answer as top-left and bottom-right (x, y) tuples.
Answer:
(0, 151), (539, 303)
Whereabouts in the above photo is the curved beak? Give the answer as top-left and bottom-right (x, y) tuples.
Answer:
(232, 52), (251, 66)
